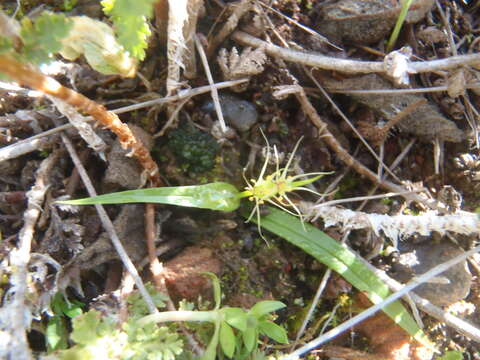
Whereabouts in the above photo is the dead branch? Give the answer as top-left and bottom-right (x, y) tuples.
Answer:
(0, 55), (160, 185)
(2, 151), (59, 360)
(280, 84), (447, 211)
(286, 243), (480, 359)
(59, 130), (158, 314)
(231, 31), (480, 74)
(299, 202), (480, 248)
(357, 255), (480, 343)
(0, 79), (247, 162)
(207, 0), (253, 57)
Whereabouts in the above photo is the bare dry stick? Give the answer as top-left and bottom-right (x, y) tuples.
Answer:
(356, 254), (480, 343)
(0, 56), (160, 185)
(0, 79), (247, 162)
(206, 0), (253, 57)
(288, 85), (445, 211)
(231, 31), (480, 74)
(3, 151), (59, 360)
(283, 244), (480, 359)
(59, 131), (158, 314)
(195, 34), (228, 132)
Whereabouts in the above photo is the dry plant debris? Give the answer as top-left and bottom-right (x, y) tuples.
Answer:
(1, 0), (480, 359)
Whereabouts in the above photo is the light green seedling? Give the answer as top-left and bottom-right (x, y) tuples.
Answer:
(58, 131), (329, 239)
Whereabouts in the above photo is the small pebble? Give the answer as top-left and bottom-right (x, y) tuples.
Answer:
(393, 241), (472, 306)
(203, 94), (258, 132)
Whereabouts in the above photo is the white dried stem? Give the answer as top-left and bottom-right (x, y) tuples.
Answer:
(207, 0), (253, 56)
(284, 244), (480, 359)
(1, 152), (58, 360)
(59, 131), (158, 314)
(356, 254), (480, 342)
(301, 201), (480, 248)
(232, 31), (480, 74)
(195, 34), (228, 132)
(166, 0), (189, 95)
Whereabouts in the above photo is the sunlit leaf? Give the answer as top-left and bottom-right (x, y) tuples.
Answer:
(58, 182), (241, 212)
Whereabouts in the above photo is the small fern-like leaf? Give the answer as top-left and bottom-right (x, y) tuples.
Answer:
(101, 0), (157, 60)
(20, 12), (73, 64)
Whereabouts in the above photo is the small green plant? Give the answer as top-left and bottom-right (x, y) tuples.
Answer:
(57, 133), (430, 345)
(59, 132), (327, 238)
(56, 283), (184, 360)
(0, 0), (156, 75)
(46, 293), (84, 352)
(139, 273), (288, 360)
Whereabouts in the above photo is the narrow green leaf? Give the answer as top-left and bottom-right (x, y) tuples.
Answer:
(258, 320), (289, 344)
(199, 320), (221, 360)
(220, 322), (236, 358)
(58, 182), (241, 212)
(202, 272), (222, 310)
(387, 0), (414, 52)
(247, 206), (430, 346)
(242, 326), (257, 353)
(223, 307), (247, 332)
(249, 300), (286, 319)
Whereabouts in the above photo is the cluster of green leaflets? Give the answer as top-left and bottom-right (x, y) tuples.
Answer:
(100, 0), (158, 60)
(53, 284), (184, 360)
(1, 0), (156, 73)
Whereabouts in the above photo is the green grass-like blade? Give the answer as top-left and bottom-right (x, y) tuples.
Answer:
(249, 206), (430, 345)
(58, 182), (241, 212)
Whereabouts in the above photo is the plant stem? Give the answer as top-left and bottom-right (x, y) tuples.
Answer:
(139, 310), (220, 326)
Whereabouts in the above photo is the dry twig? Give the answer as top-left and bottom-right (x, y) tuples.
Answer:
(1, 151), (59, 360)
(232, 31), (480, 75)
(0, 79), (247, 162)
(0, 56), (160, 185)
(59, 130), (158, 314)
(284, 244), (480, 359)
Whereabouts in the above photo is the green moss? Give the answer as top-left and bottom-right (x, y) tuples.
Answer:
(167, 122), (219, 174)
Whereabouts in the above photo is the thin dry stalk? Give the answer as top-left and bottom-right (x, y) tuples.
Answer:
(356, 255), (480, 343)
(283, 85), (446, 211)
(0, 79), (247, 162)
(284, 244), (480, 359)
(0, 56), (160, 185)
(59, 130), (158, 314)
(231, 31), (480, 74)
(195, 34), (228, 132)
(207, 0), (253, 57)
(2, 151), (59, 360)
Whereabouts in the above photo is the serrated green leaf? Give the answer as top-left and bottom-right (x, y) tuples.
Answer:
(59, 16), (136, 77)
(58, 182), (241, 212)
(249, 301), (286, 319)
(223, 307), (247, 332)
(20, 12), (73, 65)
(101, 0), (157, 60)
(258, 320), (288, 344)
(220, 322), (236, 358)
(248, 206), (431, 347)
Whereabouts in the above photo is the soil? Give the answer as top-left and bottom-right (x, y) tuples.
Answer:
(1, 0), (480, 359)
